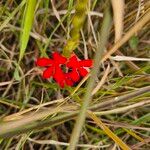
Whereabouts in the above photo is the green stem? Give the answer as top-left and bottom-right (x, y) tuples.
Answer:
(63, 0), (88, 57)
(68, 1), (112, 149)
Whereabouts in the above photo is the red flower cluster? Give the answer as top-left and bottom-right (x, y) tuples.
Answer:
(36, 52), (93, 88)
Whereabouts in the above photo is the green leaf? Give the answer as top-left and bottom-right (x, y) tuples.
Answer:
(19, 0), (37, 61)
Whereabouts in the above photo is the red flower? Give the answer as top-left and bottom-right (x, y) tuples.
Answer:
(66, 54), (93, 82)
(36, 52), (72, 87)
(36, 52), (93, 88)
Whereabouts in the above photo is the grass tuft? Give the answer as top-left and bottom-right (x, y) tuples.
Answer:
(0, 0), (150, 149)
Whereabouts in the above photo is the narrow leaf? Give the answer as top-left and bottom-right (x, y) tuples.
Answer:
(88, 111), (131, 150)
(19, 0), (37, 61)
(123, 128), (144, 142)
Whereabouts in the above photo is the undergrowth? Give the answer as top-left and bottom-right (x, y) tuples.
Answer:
(0, 0), (150, 149)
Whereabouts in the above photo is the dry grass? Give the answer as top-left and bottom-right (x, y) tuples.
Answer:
(0, 0), (150, 149)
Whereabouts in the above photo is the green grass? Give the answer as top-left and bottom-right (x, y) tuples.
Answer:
(0, 0), (150, 149)
(19, 0), (37, 61)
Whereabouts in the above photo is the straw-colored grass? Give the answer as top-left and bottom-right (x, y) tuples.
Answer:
(0, 0), (150, 149)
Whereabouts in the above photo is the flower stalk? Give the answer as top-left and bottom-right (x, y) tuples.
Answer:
(63, 0), (88, 57)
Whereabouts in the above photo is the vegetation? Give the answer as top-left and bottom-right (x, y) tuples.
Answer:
(0, 0), (150, 149)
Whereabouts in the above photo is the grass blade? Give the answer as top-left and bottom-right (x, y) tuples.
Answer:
(88, 111), (131, 150)
(0, 0), (26, 32)
(19, 0), (37, 61)
(68, 1), (112, 149)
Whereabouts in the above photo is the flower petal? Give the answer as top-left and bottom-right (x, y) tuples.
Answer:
(54, 67), (65, 79)
(43, 67), (53, 78)
(79, 60), (93, 67)
(67, 70), (80, 82)
(65, 78), (74, 86)
(58, 80), (65, 88)
(67, 55), (78, 67)
(79, 67), (88, 77)
(53, 52), (67, 64)
(53, 66), (66, 87)
(36, 58), (53, 66)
